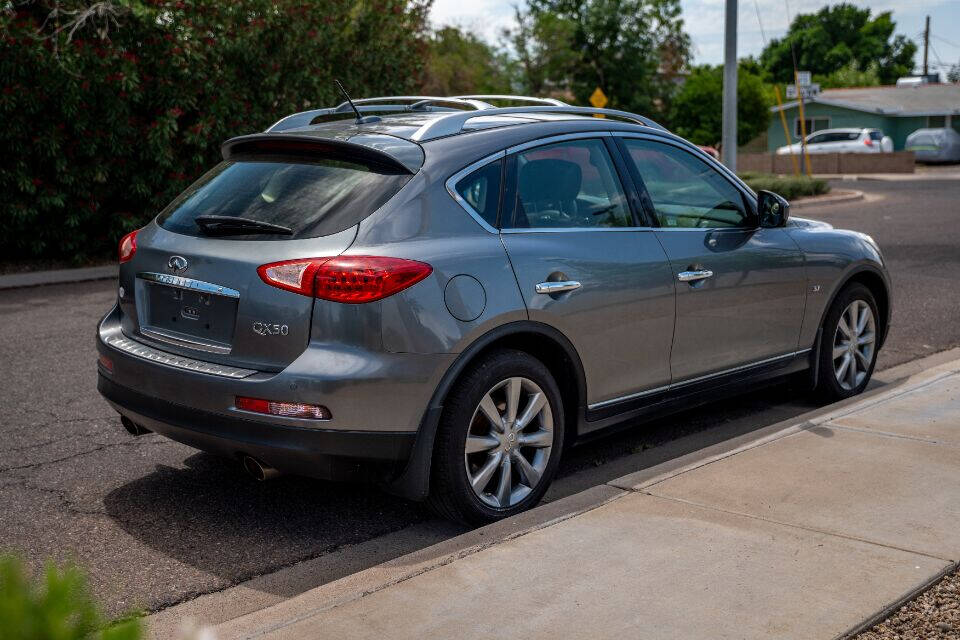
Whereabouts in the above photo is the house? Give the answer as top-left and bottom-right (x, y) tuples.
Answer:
(767, 83), (960, 152)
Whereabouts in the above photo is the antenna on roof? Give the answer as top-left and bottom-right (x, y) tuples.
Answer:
(334, 80), (380, 125)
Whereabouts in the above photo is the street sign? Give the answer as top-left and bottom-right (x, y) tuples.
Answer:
(796, 71), (812, 87)
(786, 83), (820, 99)
(589, 87), (608, 108)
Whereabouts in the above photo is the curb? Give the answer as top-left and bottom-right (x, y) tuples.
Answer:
(207, 348), (960, 639)
(0, 265), (116, 290)
(790, 189), (863, 210)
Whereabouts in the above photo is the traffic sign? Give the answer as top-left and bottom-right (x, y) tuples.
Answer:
(786, 83), (820, 99)
(589, 87), (608, 108)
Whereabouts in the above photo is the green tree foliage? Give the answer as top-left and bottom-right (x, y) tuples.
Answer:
(670, 65), (771, 147)
(818, 60), (881, 88)
(0, 556), (141, 640)
(510, 0), (690, 120)
(759, 3), (917, 85)
(0, 1), (430, 261)
(421, 26), (514, 95)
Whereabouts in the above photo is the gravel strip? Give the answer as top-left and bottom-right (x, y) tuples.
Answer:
(855, 568), (960, 639)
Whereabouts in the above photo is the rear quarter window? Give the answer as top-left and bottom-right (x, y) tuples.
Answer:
(157, 155), (411, 239)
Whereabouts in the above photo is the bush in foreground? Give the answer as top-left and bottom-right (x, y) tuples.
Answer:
(0, 555), (141, 640)
(739, 173), (830, 200)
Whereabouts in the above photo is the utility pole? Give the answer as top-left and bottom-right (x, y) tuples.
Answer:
(923, 15), (930, 77)
(721, 0), (738, 170)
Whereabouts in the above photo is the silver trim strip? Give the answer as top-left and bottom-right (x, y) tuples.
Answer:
(104, 334), (256, 379)
(139, 327), (233, 355)
(505, 130), (612, 155)
(138, 272), (241, 298)
(588, 349), (812, 410)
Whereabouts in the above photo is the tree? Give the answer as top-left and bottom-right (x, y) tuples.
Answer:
(948, 63), (960, 84)
(670, 65), (771, 147)
(0, 0), (431, 261)
(760, 4), (916, 85)
(818, 61), (881, 88)
(511, 0), (691, 120)
(421, 26), (514, 96)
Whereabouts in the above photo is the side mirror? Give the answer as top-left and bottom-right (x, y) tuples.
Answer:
(757, 190), (790, 228)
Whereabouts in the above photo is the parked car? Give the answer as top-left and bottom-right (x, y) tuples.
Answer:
(777, 128), (893, 155)
(905, 127), (960, 163)
(97, 95), (891, 525)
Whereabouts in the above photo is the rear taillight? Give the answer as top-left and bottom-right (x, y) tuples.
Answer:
(236, 396), (331, 420)
(258, 256), (432, 303)
(864, 138), (873, 146)
(118, 229), (139, 263)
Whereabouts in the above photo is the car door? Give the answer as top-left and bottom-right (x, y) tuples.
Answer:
(616, 135), (807, 382)
(804, 132), (830, 154)
(499, 134), (676, 408)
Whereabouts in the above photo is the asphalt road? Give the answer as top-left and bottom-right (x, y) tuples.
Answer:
(1, 178), (958, 620)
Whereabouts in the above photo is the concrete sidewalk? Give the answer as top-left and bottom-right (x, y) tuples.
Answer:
(210, 357), (960, 640)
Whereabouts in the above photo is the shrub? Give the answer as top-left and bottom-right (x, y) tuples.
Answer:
(0, 1), (430, 262)
(739, 173), (830, 200)
(0, 555), (141, 640)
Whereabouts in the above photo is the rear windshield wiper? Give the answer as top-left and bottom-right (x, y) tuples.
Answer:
(194, 215), (293, 236)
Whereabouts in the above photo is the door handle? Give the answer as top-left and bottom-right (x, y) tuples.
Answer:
(677, 269), (714, 283)
(535, 281), (581, 294)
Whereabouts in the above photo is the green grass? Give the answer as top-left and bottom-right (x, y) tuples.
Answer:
(0, 556), (141, 640)
(738, 173), (831, 200)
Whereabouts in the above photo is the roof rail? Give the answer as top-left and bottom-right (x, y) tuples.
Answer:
(410, 105), (666, 141)
(453, 95), (568, 106)
(267, 97), (491, 132)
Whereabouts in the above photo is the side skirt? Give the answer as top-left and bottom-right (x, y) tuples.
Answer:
(577, 351), (811, 439)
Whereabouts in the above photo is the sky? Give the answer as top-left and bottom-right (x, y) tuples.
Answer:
(429, 0), (960, 75)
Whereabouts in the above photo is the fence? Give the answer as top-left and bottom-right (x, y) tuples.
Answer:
(737, 152), (916, 175)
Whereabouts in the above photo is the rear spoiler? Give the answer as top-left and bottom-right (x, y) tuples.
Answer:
(221, 133), (424, 174)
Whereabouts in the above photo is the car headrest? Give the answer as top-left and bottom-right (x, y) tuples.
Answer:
(519, 159), (582, 203)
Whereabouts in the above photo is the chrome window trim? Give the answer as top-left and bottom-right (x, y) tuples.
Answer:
(504, 130), (612, 155)
(138, 272), (241, 299)
(103, 333), (256, 379)
(501, 227), (654, 234)
(588, 348), (812, 410)
(444, 150), (506, 234)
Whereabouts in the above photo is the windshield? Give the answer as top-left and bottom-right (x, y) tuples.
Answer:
(157, 156), (411, 239)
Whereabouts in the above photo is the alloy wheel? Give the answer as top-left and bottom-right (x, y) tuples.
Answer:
(464, 377), (554, 508)
(832, 299), (876, 391)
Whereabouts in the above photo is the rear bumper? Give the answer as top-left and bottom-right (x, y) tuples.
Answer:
(99, 374), (415, 479)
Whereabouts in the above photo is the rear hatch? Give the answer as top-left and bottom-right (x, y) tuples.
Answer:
(118, 134), (418, 371)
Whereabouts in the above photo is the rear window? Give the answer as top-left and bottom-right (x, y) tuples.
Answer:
(157, 156), (411, 239)
(869, 131), (883, 141)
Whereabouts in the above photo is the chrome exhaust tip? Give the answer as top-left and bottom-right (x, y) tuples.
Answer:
(120, 416), (151, 436)
(242, 455), (280, 481)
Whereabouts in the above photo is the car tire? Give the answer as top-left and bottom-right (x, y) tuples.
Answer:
(427, 349), (565, 526)
(815, 282), (880, 402)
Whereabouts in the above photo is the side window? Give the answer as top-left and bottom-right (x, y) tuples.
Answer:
(869, 131), (883, 141)
(622, 139), (749, 229)
(807, 133), (828, 144)
(455, 159), (502, 228)
(509, 139), (632, 229)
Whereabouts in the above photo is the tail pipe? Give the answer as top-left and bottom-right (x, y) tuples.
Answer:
(120, 416), (151, 436)
(242, 455), (281, 481)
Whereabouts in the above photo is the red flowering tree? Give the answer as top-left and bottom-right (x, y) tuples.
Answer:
(0, 0), (430, 261)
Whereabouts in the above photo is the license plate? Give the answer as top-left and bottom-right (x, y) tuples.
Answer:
(142, 281), (238, 347)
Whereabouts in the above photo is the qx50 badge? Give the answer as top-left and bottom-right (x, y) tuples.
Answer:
(253, 322), (289, 336)
(167, 255), (189, 273)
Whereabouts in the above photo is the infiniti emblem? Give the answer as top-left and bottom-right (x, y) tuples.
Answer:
(167, 255), (189, 273)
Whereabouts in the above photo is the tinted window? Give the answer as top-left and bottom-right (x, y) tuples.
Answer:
(623, 139), (749, 229)
(157, 156), (411, 239)
(455, 159), (502, 228)
(510, 139), (632, 229)
(807, 133), (829, 144)
(869, 131), (883, 141)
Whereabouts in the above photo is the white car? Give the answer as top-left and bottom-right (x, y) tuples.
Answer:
(777, 128), (894, 155)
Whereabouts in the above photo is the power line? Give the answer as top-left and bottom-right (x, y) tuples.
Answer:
(931, 34), (960, 49)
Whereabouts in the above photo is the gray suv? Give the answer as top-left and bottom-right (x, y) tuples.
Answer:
(97, 95), (891, 524)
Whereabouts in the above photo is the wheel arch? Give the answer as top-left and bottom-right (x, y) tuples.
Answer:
(821, 265), (891, 349)
(383, 321), (587, 501)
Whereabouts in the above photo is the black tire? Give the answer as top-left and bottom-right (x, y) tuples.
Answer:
(815, 282), (880, 402)
(427, 349), (565, 526)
